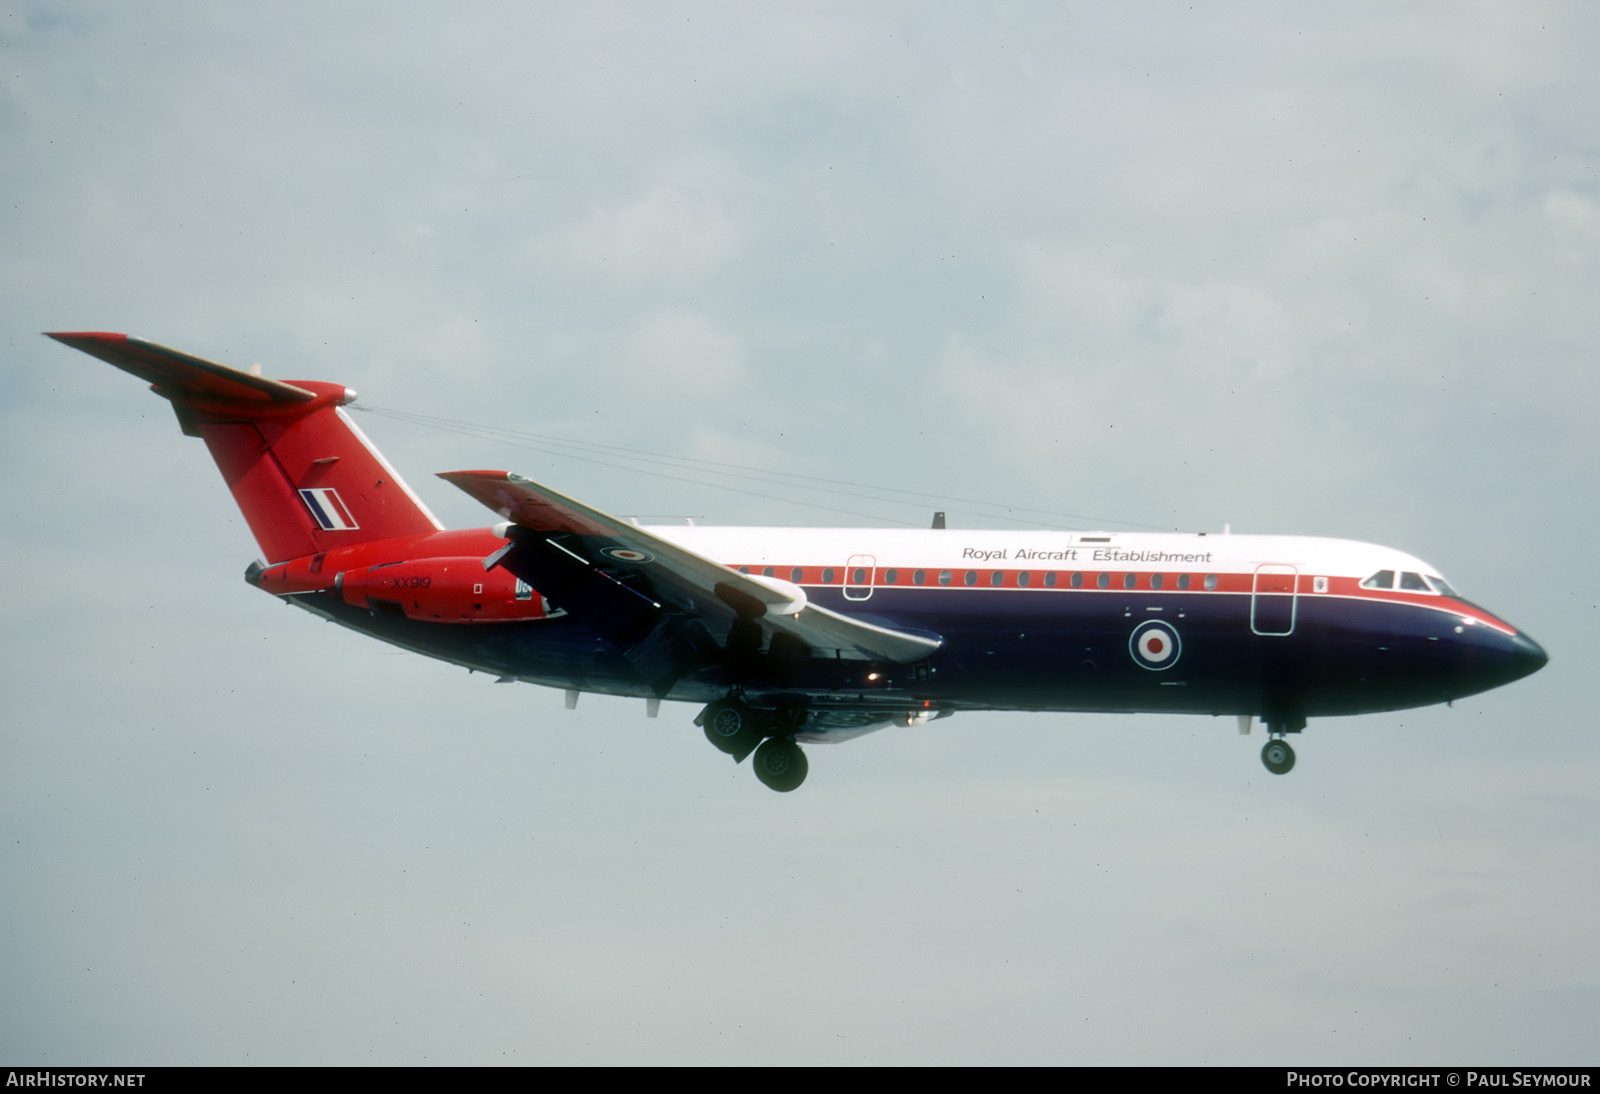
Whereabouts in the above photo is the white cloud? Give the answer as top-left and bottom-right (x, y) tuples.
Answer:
(566, 162), (747, 292)
(1543, 189), (1600, 238)
(618, 306), (747, 398)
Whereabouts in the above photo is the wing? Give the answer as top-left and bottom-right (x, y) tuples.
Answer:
(439, 470), (941, 692)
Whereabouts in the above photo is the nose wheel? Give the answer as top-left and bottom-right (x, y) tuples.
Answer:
(1261, 737), (1296, 775)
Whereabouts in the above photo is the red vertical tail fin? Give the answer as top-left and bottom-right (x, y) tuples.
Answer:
(50, 332), (443, 562)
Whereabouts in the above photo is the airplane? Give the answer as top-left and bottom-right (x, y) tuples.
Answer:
(50, 331), (1549, 792)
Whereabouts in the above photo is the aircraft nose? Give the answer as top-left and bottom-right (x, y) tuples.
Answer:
(1509, 631), (1548, 681)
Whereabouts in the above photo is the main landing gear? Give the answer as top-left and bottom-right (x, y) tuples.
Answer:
(701, 697), (765, 762)
(751, 737), (808, 793)
(697, 697), (810, 793)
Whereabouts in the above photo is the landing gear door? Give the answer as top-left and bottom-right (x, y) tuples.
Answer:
(844, 555), (876, 602)
(1251, 564), (1297, 636)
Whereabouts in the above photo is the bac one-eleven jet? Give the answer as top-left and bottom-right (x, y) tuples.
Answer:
(52, 332), (1547, 792)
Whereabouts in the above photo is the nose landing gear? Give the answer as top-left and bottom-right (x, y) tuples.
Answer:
(1257, 713), (1304, 776)
(1260, 737), (1296, 775)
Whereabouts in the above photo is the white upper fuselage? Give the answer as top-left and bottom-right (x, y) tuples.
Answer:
(648, 526), (1443, 585)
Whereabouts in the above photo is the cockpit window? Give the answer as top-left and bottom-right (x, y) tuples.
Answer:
(1425, 574), (1458, 597)
(1399, 571), (1430, 592)
(1360, 570), (1395, 590)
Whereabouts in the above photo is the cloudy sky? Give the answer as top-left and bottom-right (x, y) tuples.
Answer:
(3, 1), (1596, 1065)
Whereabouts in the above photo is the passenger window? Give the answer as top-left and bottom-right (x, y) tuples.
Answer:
(1044, 572), (1057, 588)
(990, 571), (1003, 587)
(938, 570), (952, 586)
(851, 567), (867, 584)
(1177, 574), (1190, 590)
(739, 566), (749, 574)
(914, 569), (926, 586)
(1400, 571), (1429, 592)
(1360, 570), (1395, 590)
(1151, 573), (1164, 590)
(762, 567), (774, 578)
(822, 568), (835, 584)
(885, 569), (897, 585)
(1071, 572), (1083, 588)
(964, 571), (977, 587)
(1123, 573), (1136, 590)
(1204, 574), (1218, 591)
(1097, 573), (1110, 589)
(1018, 571), (1031, 587)
(790, 567), (803, 583)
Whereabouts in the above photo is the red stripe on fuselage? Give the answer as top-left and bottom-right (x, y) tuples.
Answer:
(726, 562), (1518, 634)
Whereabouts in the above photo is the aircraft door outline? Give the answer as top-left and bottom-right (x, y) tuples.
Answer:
(1251, 563), (1298, 636)
(844, 554), (876, 601)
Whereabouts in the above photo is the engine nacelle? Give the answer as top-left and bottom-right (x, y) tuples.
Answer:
(337, 558), (562, 624)
(253, 553), (338, 595)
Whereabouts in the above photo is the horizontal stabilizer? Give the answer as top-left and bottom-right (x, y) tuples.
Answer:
(46, 332), (317, 405)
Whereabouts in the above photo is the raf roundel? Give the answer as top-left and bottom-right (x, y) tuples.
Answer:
(1129, 619), (1182, 671)
(600, 546), (654, 564)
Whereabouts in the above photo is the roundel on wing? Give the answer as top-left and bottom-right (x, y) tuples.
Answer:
(600, 546), (654, 564)
(1129, 619), (1182, 671)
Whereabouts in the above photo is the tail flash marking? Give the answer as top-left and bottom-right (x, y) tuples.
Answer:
(299, 487), (361, 531)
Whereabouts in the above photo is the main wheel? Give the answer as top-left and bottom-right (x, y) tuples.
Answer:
(702, 698), (763, 761)
(1261, 738), (1296, 775)
(752, 738), (809, 793)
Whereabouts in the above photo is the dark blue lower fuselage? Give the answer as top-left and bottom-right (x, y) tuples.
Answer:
(290, 582), (1545, 725)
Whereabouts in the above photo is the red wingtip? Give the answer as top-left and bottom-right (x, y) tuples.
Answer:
(436, 470), (512, 482)
(45, 331), (130, 346)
